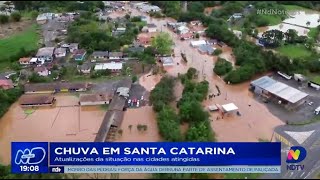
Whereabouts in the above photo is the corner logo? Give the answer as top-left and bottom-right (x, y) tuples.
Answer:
(15, 147), (46, 165)
(286, 146), (306, 163)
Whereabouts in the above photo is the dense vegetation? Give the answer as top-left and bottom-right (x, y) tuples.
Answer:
(12, 1), (104, 12)
(67, 15), (140, 53)
(150, 76), (183, 142)
(0, 87), (23, 118)
(213, 57), (233, 76)
(151, 32), (173, 55)
(178, 68), (215, 142)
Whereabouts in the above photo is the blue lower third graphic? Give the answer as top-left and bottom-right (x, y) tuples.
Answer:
(11, 142), (281, 173)
(11, 142), (48, 173)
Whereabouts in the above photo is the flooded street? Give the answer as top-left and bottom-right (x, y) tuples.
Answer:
(129, 5), (284, 142)
(117, 106), (161, 142)
(0, 94), (105, 164)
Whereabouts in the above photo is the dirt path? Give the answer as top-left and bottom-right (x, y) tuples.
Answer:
(0, 20), (33, 39)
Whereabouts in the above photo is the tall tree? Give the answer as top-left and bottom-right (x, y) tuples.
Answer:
(151, 32), (173, 55)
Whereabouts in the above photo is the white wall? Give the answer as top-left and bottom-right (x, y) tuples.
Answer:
(80, 101), (110, 106)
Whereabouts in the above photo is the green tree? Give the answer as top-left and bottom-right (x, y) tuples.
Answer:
(0, 14), (9, 24)
(213, 57), (233, 76)
(132, 75), (138, 83)
(186, 67), (197, 80)
(151, 32), (173, 55)
(285, 29), (298, 44)
(157, 106), (182, 142)
(261, 29), (284, 47)
(213, 49), (222, 55)
(10, 12), (21, 22)
(186, 121), (215, 142)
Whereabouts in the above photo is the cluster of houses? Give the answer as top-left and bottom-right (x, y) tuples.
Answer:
(131, 2), (161, 13)
(36, 12), (79, 25)
(167, 20), (206, 40)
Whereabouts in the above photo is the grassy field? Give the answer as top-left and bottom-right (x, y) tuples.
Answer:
(307, 27), (318, 39)
(309, 74), (320, 84)
(276, 44), (312, 59)
(284, 5), (310, 11)
(0, 24), (40, 71)
(260, 14), (283, 26)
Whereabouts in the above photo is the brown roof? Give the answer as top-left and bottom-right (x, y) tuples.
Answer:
(0, 79), (13, 86)
(20, 95), (55, 105)
(79, 93), (113, 103)
(19, 57), (31, 63)
(108, 52), (123, 57)
(24, 82), (88, 92)
(94, 110), (125, 142)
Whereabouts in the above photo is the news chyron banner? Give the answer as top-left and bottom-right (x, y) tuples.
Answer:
(11, 142), (281, 174)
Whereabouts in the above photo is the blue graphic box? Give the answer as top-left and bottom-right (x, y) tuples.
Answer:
(11, 142), (48, 173)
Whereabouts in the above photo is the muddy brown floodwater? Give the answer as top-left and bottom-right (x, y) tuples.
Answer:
(0, 94), (105, 164)
(129, 5), (284, 143)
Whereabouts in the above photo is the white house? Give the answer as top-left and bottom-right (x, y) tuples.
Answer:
(177, 25), (189, 34)
(29, 58), (39, 65)
(146, 23), (157, 32)
(54, 48), (67, 58)
(19, 57), (31, 65)
(160, 57), (174, 66)
(34, 66), (49, 77)
(79, 93), (112, 106)
(94, 62), (123, 72)
(190, 40), (207, 47)
(36, 47), (55, 62)
(108, 52), (123, 60)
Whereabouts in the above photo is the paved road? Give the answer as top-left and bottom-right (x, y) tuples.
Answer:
(42, 19), (68, 47)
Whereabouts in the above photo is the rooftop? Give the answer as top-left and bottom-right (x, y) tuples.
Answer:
(109, 52), (123, 57)
(160, 56), (174, 65)
(36, 47), (55, 57)
(0, 79), (13, 86)
(251, 76), (309, 104)
(79, 93), (113, 103)
(147, 23), (157, 28)
(19, 57), (31, 63)
(24, 82), (88, 92)
(92, 51), (109, 57)
(94, 62), (123, 70)
(222, 103), (238, 112)
(20, 95), (55, 105)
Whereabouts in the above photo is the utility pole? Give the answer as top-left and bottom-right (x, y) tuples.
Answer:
(181, 1), (188, 12)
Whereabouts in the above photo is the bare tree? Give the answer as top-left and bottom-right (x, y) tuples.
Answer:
(128, 125), (132, 132)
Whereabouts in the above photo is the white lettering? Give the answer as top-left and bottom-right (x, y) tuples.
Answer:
(55, 147), (63, 155)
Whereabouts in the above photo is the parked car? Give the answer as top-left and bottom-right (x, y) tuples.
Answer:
(141, 96), (144, 100)
(137, 100), (140, 107)
(128, 99), (131, 106)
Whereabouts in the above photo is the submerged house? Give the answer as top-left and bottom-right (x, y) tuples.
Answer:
(250, 76), (309, 109)
(24, 82), (88, 94)
(79, 93), (113, 106)
(19, 95), (56, 107)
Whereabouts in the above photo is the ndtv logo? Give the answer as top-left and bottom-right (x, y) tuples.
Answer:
(286, 146), (307, 171)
